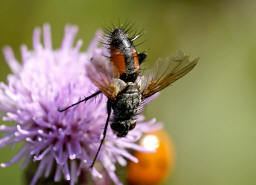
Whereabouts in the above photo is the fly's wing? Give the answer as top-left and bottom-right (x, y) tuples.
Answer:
(139, 51), (199, 99)
(86, 55), (127, 100)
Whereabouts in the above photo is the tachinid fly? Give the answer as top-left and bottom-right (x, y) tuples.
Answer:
(58, 24), (199, 168)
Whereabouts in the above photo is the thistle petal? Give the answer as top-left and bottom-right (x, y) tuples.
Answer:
(0, 24), (161, 185)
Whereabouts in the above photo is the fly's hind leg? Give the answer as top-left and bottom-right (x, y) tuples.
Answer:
(58, 90), (101, 112)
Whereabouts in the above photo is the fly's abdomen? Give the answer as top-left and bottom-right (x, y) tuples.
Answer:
(109, 28), (140, 83)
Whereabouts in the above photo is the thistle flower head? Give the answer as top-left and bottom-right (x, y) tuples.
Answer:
(0, 24), (161, 185)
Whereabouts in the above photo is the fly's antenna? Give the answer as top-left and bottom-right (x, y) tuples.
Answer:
(58, 91), (101, 112)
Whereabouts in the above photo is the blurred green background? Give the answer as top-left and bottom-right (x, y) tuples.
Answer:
(0, 0), (256, 185)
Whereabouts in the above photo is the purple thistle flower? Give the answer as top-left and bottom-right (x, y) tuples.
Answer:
(0, 24), (161, 185)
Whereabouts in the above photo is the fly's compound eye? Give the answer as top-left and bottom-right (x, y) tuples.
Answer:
(129, 120), (136, 130)
(111, 121), (129, 137)
(111, 122), (121, 132)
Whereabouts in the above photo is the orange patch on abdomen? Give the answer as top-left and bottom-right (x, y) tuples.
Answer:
(133, 49), (139, 72)
(110, 47), (126, 75)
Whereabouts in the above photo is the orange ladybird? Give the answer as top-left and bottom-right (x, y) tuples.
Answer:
(126, 130), (175, 185)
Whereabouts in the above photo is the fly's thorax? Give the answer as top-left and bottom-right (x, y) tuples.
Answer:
(110, 82), (141, 137)
(112, 82), (141, 119)
(120, 72), (138, 83)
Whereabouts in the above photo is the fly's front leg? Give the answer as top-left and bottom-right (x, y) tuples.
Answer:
(90, 99), (112, 168)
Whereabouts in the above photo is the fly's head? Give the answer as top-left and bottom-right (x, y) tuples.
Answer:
(111, 119), (136, 137)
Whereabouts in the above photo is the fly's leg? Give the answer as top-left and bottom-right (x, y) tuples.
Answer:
(90, 99), (112, 168)
(138, 52), (147, 65)
(58, 90), (101, 112)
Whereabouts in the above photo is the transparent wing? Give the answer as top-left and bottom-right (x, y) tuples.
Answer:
(139, 51), (199, 99)
(86, 55), (126, 100)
